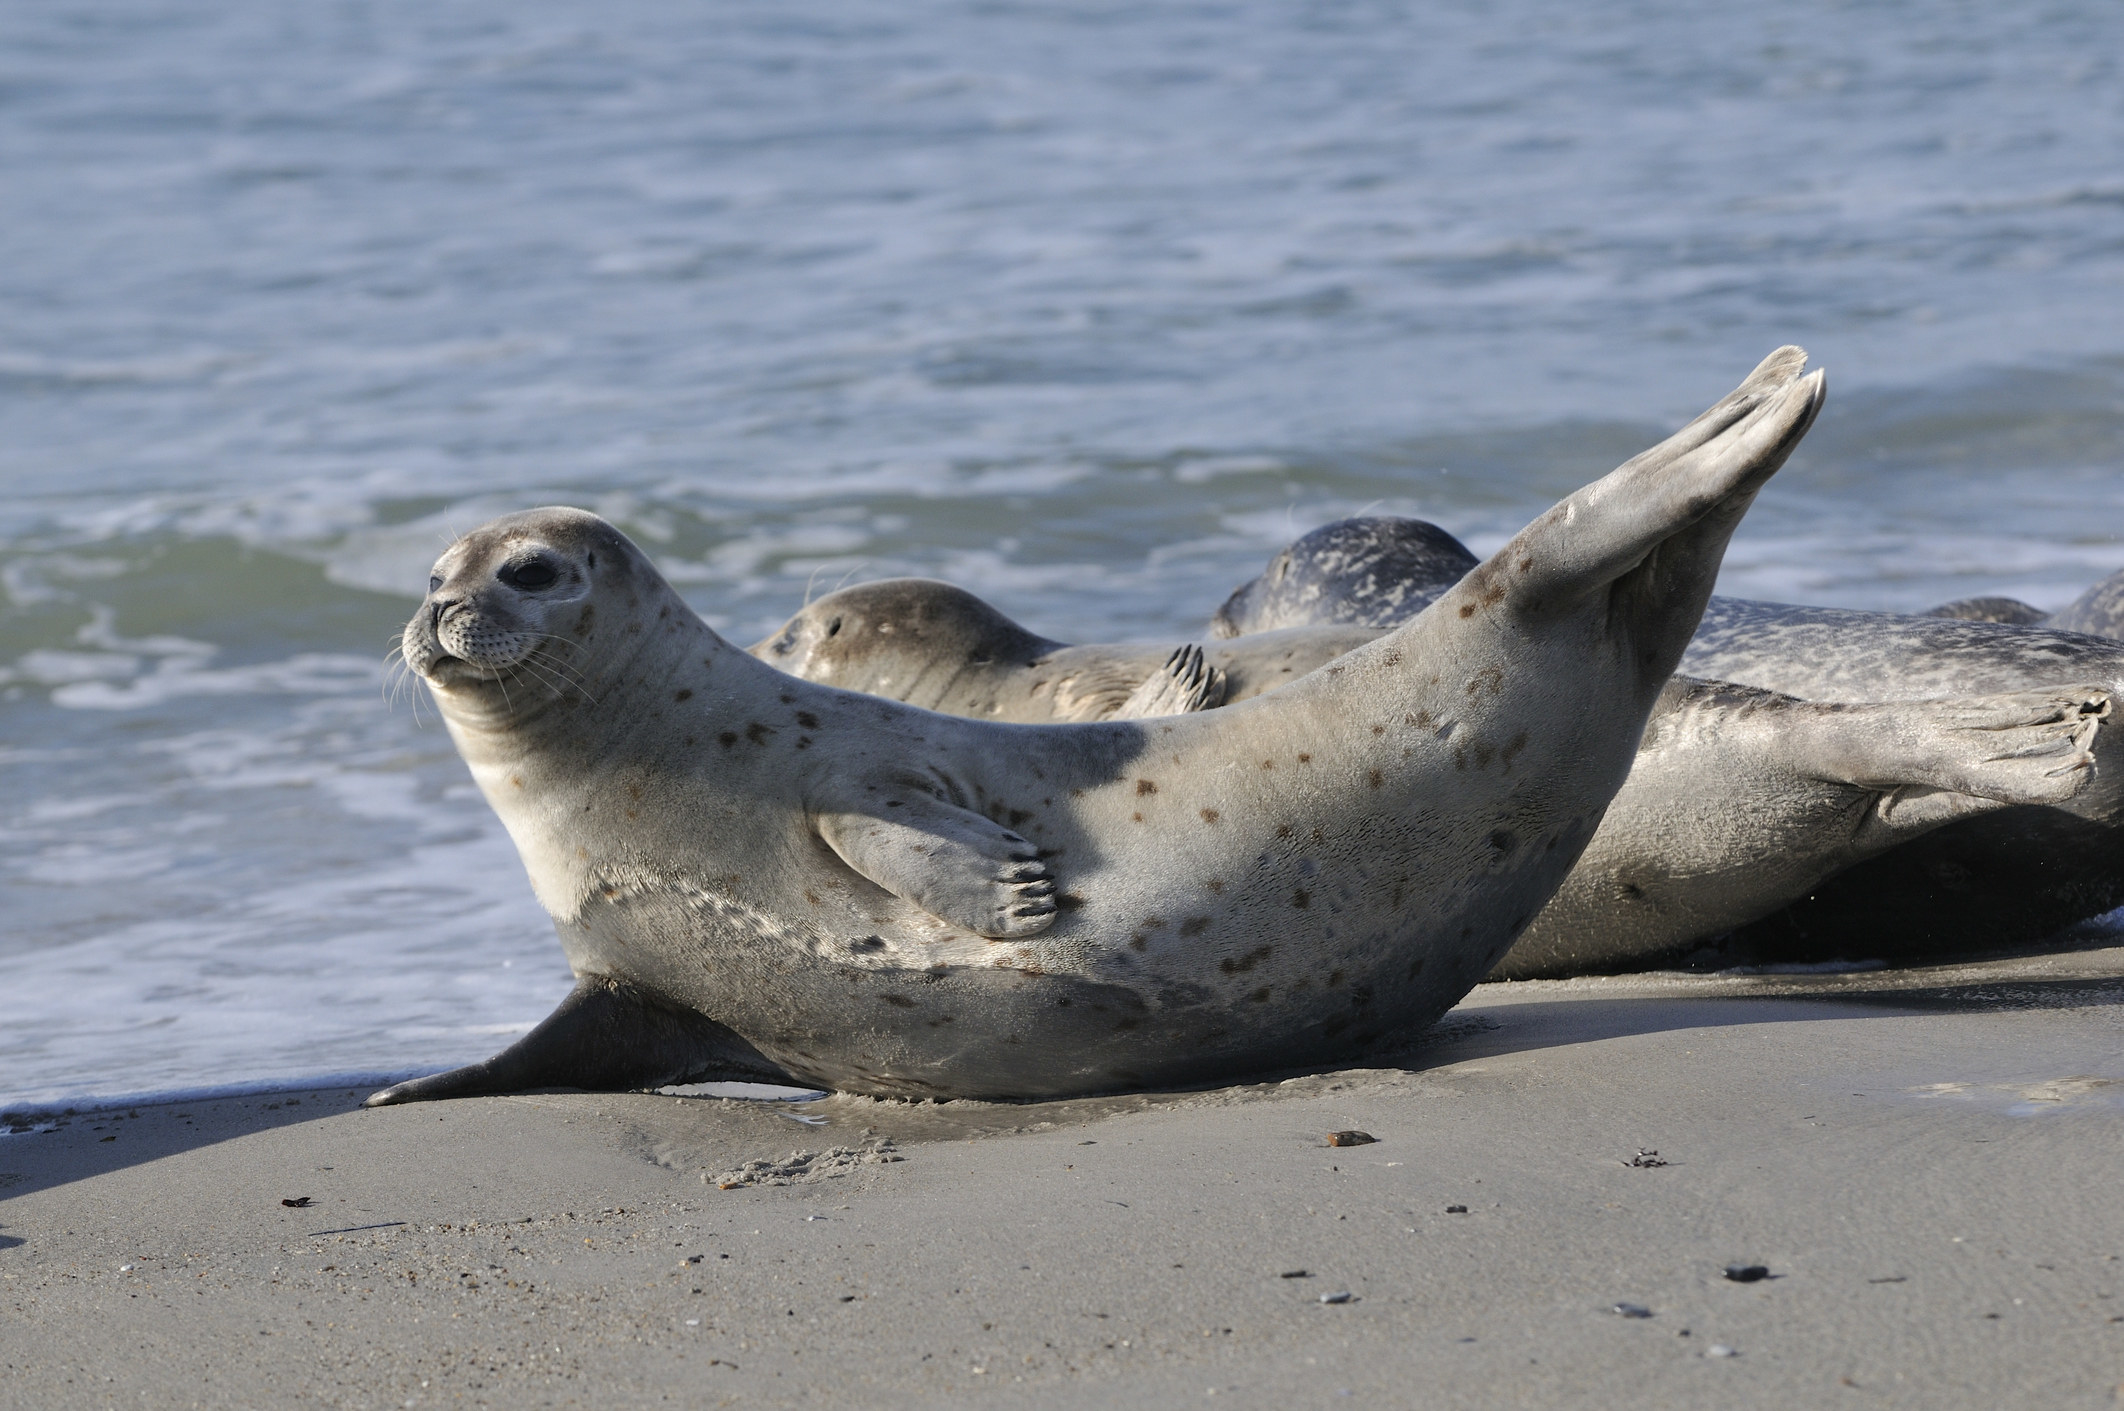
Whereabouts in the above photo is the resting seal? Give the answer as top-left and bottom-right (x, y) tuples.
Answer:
(1926, 566), (2124, 640)
(366, 350), (1823, 1104)
(1211, 521), (2124, 962)
(755, 587), (2109, 979)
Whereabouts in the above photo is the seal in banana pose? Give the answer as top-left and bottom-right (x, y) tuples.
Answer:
(365, 350), (1822, 1105)
(753, 588), (2109, 979)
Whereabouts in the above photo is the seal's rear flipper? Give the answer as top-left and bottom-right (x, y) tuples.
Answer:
(1810, 685), (2112, 812)
(1448, 353), (1824, 678)
(1109, 644), (1229, 719)
(362, 976), (797, 1107)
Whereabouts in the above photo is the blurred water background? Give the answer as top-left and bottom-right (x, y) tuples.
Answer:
(5, 1), (2123, 1108)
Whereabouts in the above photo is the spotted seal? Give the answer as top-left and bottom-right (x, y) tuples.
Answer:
(365, 350), (1822, 1104)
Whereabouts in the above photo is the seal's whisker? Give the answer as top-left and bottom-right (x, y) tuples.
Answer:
(514, 652), (592, 705)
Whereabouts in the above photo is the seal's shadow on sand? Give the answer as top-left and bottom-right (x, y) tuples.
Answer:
(6, 946), (2122, 1230)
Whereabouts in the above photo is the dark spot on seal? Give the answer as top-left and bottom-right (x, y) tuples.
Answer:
(1372, 724), (1385, 736)
(1327, 969), (1345, 987)
(1297, 753), (1311, 764)
(1180, 917), (1212, 937)
(745, 722), (774, 745)
(1406, 956), (1425, 979)
(1261, 759), (1275, 769)
(1136, 779), (1158, 796)
(796, 737), (812, 749)
(1200, 808), (1220, 823)
(927, 1016), (956, 1027)
(1008, 809), (1031, 827)
(1291, 888), (1310, 909)
(1132, 812), (1144, 822)
(1129, 934), (1148, 950)
(1055, 893), (1086, 911)
(1113, 1017), (1140, 1030)
(796, 711), (820, 729)
(717, 732), (737, 748)
(1248, 987), (1272, 1004)
(1367, 769), (1383, 788)
(1276, 823), (1293, 838)
(879, 994), (916, 1009)
(1207, 878), (1225, 893)
(1220, 945), (1272, 974)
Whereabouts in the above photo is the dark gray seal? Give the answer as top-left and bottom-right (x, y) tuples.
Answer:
(1925, 568), (2124, 639)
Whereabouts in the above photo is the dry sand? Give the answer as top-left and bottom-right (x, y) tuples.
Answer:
(6, 946), (2124, 1409)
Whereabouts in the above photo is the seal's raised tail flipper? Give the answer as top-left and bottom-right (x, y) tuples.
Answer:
(1109, 644), (1229, 719)
(1454, 353), (1824, 677)
(1606, 345), (1810, 488)
(362, 977), (795, 1107)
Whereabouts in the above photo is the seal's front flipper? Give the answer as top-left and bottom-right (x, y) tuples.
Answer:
(818, 800), (1058, 938)
(362, 976), (796, 1107)
(1108, 645), (1228, 720)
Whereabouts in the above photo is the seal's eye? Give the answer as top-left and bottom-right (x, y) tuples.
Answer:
(499, 559), (560, 591)
(428, 574), (444, 594)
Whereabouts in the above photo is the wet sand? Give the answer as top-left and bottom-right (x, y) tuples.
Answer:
(6, 946), (2124, 1409)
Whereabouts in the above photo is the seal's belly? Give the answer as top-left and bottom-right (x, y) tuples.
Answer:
(551, 837), (1578, 1098)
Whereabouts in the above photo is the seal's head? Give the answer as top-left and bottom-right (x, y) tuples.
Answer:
(752, 578), (1062, 689)
(404, 507), (648, 704)
(1211, 517), (1481, 638)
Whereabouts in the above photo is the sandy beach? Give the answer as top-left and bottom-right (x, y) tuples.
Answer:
(6, 945), (2123, 1409)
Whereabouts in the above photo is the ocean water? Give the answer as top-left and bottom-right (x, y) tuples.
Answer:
(5, 0), (2124, 1111)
